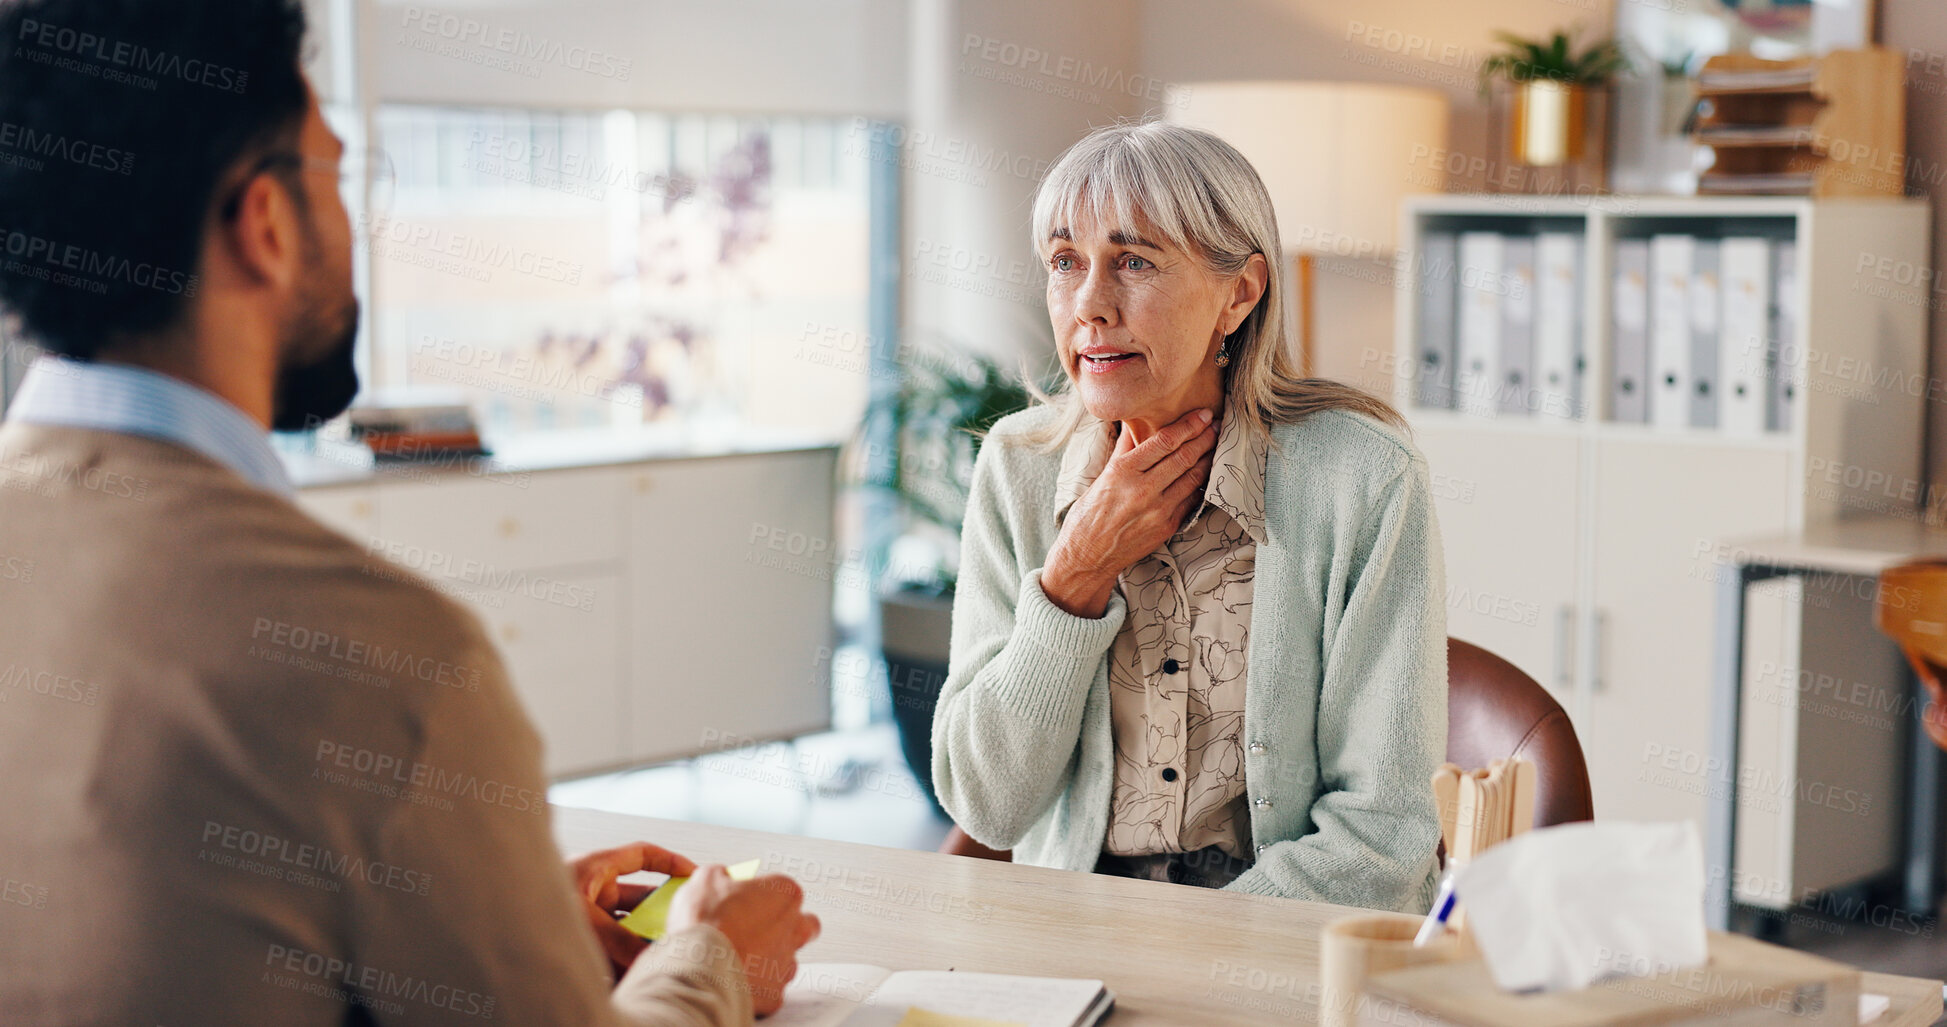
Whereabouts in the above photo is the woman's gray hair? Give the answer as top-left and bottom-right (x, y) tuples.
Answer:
(1017, 120), (1400, 450)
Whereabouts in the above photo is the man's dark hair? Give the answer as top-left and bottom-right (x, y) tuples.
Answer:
(0, 0), (311, 360)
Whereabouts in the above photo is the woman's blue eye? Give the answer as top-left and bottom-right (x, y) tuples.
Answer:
(1053, 255), (1077, 271)
(1122, 256), (1150, 271)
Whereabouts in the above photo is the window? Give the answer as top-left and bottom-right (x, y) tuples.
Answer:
(368, 106), (876, 441)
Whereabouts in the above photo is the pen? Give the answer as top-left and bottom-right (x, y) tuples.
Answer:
(1412, 875), (1457, 947)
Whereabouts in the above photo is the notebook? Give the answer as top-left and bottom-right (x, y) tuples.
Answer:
(768, 964), (1114, 1027)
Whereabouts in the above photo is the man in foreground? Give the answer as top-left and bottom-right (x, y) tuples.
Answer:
(0, 0), (815, 1022)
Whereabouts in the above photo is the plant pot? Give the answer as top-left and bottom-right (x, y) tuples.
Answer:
(1487, 80), (1612, 196)
(879, 585), (954, 816)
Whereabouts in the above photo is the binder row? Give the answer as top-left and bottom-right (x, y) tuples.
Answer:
(1416, 231), (1585, 421)
(1613, 234), (1797, 435)
(1413, 230), (1799, 436)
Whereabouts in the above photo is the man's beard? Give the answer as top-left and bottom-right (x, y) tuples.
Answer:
(271, 295), (361, 433)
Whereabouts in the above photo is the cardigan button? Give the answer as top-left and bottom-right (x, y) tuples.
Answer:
(1248, 741), (1267, 755)
(1254, 797), (1272, 810)
(1255, 844), (1267, 856)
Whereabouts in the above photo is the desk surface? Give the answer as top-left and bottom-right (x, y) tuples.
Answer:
(553, 807), (1945, 1027)
(1724, 514), (1947, 576)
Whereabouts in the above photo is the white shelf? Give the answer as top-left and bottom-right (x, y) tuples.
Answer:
(1395, 193), (1929, 910)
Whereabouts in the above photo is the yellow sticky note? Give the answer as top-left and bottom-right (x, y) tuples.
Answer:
(894, 1009), (1025, 1027)
(618, 858), (761, 941)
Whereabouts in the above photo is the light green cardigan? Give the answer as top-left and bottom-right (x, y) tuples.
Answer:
(931, 404), (1447, 912)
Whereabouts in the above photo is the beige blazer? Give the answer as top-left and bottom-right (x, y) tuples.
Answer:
(0, 424), (751, 1026)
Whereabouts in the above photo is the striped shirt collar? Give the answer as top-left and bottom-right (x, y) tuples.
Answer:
(5, 356), (293, 496)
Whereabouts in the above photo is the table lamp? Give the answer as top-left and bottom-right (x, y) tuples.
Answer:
(1170, 82), (1449, 376)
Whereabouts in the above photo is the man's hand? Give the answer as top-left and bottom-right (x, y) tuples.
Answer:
(668, 866), (821, 1015)
(568, 842), (697, 980)
(1042, 408), (1217, 618)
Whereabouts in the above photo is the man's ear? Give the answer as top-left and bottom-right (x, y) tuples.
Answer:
(213, 171), (302, 292)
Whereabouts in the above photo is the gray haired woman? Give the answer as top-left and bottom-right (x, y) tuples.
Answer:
(930, 121), (1447, 911)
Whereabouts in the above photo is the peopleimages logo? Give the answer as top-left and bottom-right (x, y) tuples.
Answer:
(0, 121), (134, 176)
(15, 17), (250, 93)
(0, 226), (196, 297)
(399, 6), (633, 81)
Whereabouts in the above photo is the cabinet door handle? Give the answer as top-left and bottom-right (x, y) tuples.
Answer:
(1554, 604), (1575, 692)
(1591, 609), (1608, 693)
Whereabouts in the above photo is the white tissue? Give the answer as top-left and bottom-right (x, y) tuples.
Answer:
(1455, 821), (1709, 993)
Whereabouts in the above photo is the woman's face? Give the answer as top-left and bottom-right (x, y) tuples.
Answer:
(1043, 209), (1263, 438)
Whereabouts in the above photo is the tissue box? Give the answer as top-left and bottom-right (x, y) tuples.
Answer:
(1360, 932), (1860, 1027)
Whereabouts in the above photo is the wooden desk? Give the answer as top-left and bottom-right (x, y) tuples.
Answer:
(554, 806), (1944, 1027)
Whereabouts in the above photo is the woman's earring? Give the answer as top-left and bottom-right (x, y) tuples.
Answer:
(1214, 342), (1231, 368)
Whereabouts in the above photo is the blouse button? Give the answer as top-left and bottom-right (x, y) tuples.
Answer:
(1254, 797), (1273, 810)
(1248, 741), (1267, 755)
(1160, 767), (1179, 782)
(1162, 658), (1181, 674)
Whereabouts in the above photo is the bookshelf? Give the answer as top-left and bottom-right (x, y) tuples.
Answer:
(1394, 194), (1929, 912)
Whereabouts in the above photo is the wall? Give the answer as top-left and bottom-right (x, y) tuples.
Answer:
(1141, 0), (1618, 393)
(1882, 0), (1947, 504)
(1141, 0), (1947, 495)
(903, 0), (1148, 368)
(359, 0), (906, 116)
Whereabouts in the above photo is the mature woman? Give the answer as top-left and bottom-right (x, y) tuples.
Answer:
(930, 122), (1447, 912)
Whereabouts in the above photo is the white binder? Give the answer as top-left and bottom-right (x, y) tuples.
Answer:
(1717, 237), (1773, 439)
(1770, 240), (1800, 433)
(1611, 239), (1651, 423)
(1688, 240), (1721, 428)
(1499, 236), (1537, 417)
(1649, 234), (1695, 429)
(1535, 232), (1582, 422)
(1456, 232), (1504, 418)
(1415, 233), (1458, 410)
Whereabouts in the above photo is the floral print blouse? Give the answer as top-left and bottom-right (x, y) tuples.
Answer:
(1053, 408), (1267, 859)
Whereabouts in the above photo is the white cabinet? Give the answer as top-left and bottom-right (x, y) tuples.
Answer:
(624, 453), (838, 765)
(472, 569), (625, 777)
(377, 466), (622, 574)
(1414, 424), (1581, 699)
(296, 445), (838, 779)
(1396, 196), (1928, 904)
(1583, 437), (1792, 824)
(296, 484), (379, 542)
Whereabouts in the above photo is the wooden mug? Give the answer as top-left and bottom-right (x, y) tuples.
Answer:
(1318, 912), (1470, 1027)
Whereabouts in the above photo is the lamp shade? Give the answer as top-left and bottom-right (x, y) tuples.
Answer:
(1169, 82), (1449, 256)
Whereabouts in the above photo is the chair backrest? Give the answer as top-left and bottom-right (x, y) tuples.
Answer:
(940, 636), (1595, 859)
(1445, 637), (1594, 829)
(1874, 560), (1947, 750)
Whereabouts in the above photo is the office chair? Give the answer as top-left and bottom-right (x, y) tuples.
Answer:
(938, 636), (1595, 861)
(1873, 559), (1947, 750)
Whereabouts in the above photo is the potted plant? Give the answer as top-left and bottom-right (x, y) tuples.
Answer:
(858, 342), (1043, 812)
(1479, 29), (1630, 194)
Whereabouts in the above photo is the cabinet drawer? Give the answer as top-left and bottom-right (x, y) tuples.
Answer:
(297, 485), (379, 542)
(465, 569), (625, 778)
(626, 451), (837, 764)
(376, 466), (622, 578)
